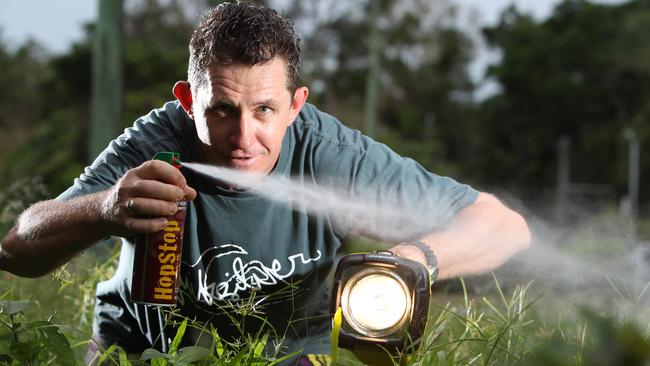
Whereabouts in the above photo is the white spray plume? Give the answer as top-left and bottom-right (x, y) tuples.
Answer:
(182, 162), (448, 242)
(182, 162), (650, 318)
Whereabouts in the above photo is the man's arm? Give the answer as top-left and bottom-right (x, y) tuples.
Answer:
(391, 192), (530, 280)
(0, 160), (196, 278)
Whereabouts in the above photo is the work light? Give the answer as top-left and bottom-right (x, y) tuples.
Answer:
(331, 251), (433, 355)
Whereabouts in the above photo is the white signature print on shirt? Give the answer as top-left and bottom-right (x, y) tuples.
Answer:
(181, 244), (322, 305)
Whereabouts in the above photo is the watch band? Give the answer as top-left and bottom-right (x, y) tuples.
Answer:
(403, 240), (439, 283)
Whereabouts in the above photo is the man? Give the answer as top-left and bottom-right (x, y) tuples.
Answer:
(0, 2), (530, 364)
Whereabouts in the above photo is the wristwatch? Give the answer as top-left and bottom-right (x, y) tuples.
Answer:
(403, 240), (439, 285)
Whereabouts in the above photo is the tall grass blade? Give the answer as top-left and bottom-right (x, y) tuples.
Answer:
(331, 307), (342, 362)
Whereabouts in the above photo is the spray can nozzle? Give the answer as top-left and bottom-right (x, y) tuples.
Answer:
(152, 151), (182, 169)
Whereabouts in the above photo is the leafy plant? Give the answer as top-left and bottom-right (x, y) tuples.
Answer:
(521, 309), (650, 366)
(0, 299), (76, 366)
(91, 316), (302, 366)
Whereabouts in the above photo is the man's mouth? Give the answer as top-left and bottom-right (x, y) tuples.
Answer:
(227, 155), (259, 168)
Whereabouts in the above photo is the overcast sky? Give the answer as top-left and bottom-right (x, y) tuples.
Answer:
(0, 0), (569, 54)
(0, 0), (626, 96)
(0, 0), (97, 53)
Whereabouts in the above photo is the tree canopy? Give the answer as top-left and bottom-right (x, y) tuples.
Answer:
(472, 0), (650, 204)
(0, 0), (648, 219)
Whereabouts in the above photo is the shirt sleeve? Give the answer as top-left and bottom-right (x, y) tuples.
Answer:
(348, 139), (478, 241)
(299, 105), (479, 242)
(57, 101), (194, 201)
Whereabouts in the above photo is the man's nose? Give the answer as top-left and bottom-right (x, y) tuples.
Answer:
(230, 115), (254, 149)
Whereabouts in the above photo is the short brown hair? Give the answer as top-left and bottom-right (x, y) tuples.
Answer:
(188, 2), (301, 93)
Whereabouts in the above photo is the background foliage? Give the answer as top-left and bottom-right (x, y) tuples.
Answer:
(0, 0), (648, 211)
(1, 0), (650, 364)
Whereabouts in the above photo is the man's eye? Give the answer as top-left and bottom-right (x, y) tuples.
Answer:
(207, 107), (228, 118)
(257, 106), (272, 114)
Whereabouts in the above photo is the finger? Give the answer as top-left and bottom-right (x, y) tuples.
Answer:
(125, 217), (169, 234)
(124, 199), (136, 216)
(123, 198), (178, 217)
(134, 160), (188, 187)
(128, 180), (186, 202)
(182, 185), (198, 201)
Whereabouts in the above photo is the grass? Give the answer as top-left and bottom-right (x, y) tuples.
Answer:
(2, 180), (650, 365)
(3, 253), (650, 365)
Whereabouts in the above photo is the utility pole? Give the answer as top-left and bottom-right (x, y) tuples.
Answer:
(363, 0), (381, 138)
(555, 135), (570, 223)
(91, 0), (124, 160)
(624, 128), (640, 243)
(423, 112), (435, 142)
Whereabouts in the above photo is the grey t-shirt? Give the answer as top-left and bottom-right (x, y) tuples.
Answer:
(59, 101), (478, 358)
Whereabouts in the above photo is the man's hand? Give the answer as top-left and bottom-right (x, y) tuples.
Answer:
(100, 160), (197, 236)
(0, 160), (197, 278)
(390, 244), (428, 269)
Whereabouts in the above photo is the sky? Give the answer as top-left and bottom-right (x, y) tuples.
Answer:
(0, 0), (97, 53)
(0, 0), (626, 96)
(0, 0), (565, 54)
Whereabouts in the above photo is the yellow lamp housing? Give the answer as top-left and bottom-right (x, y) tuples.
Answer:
(330, 251), (431, 354)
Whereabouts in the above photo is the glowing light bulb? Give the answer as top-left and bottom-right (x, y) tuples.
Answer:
(349, 274), (408, 330)
(341, 268), (412, 337)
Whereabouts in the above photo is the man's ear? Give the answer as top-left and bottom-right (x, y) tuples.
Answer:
(288, 86), (309, 126)
(173, 81), (194, 119)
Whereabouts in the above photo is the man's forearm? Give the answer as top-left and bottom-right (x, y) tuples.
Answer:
(0, 160), (196, 278)
(428, 193), (529, 279)
(392, 192), (530, 280)
(0, 192), (110, 277)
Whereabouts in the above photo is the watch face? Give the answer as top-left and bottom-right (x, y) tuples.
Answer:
(430, 266), (439, 286)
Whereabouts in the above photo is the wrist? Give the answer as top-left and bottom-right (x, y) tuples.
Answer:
(399, 240), (439, 283)
(392, 244), (427, 267)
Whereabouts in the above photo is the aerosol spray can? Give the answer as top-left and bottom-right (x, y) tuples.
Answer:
(130, 151), (187, 306)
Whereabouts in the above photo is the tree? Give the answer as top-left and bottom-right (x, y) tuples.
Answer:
(0, 0), (198, 195)
(0, 0), (478, 197)
(287, 0), (476, 175)
(0, 36), (49, 162)
(472, 0), (650, 204)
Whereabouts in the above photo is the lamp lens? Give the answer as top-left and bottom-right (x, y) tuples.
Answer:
(343, 270), (410, 336)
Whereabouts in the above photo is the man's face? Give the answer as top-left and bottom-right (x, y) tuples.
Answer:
(189, 59), (307, 174)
